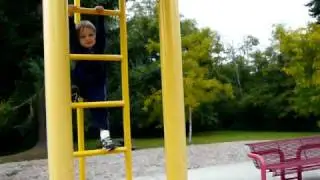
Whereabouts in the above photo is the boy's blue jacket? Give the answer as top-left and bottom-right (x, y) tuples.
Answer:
(68, 15), (106, 86)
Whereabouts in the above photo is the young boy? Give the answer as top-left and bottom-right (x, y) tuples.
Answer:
(68, 5), (115, 150)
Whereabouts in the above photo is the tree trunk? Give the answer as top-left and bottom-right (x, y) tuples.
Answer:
(230, 45), (242, 96)
(36, 87), (47, 147)
(188, 106), (193, 144)
(3, 88), (49, 162)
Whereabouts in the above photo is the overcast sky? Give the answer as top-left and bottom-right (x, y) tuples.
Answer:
(178, 0), (315, 49)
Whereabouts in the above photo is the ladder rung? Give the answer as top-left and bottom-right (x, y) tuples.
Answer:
(69, 54), (122, 61)
(73, 147), (126, 157)
(69, 7), (120, 16)
(72, 100), (124, 108)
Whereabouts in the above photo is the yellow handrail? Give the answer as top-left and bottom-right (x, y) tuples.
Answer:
(76, 99), (85, 180)
(119, 0), (133, 179)
(74, 0), (81, 24)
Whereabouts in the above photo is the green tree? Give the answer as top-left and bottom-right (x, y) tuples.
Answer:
(306, 0), (320, 23)
(144, 22), (234, 143)
(276, 23), (320, 116)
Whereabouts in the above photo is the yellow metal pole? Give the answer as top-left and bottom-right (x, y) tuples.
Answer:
(42, 0), (74, 180)
(74, 0), (81, 24)
(119, 0), (133, 179)
(77, 105), (86, 180)
(158, 0), (187, 180)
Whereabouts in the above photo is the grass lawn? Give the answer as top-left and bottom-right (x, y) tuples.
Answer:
(86, 131), (319, 150)
(0, 131), (319, 164)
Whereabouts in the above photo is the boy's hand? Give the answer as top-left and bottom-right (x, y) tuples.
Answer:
(95, 6), (104, 12)
(68, 4), (77, 16)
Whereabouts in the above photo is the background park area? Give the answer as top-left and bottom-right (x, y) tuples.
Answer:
(1, 0), (320, 171)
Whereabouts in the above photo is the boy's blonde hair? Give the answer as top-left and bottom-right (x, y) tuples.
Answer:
(75, 20), (96, 35)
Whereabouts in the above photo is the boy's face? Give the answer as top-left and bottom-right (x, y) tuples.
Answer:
(79, 27), (96, 48)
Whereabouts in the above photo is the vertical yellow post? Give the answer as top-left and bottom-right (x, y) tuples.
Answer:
(119, 0), (133, 179)
(74, 0), (81, 24)
(43, 0), (74, 180)
(159, 0), (187, 180)
(77, 106), (86, 180)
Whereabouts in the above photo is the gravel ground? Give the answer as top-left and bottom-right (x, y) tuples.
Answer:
(0, 140), (262, 180)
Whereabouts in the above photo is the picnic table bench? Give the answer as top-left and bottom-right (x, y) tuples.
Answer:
(246, 136), (320, 180)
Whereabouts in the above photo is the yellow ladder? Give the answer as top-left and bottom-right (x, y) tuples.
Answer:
(70, 1), (132, 180)
(43, 0), (187, 179)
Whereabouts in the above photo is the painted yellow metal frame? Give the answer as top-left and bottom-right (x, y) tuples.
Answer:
(42, 0), (187, 179)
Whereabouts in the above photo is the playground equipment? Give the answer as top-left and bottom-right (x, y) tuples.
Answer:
(42, 0), (187, 179)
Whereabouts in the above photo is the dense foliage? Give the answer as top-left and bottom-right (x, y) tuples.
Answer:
(0, 0), (319, 154)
